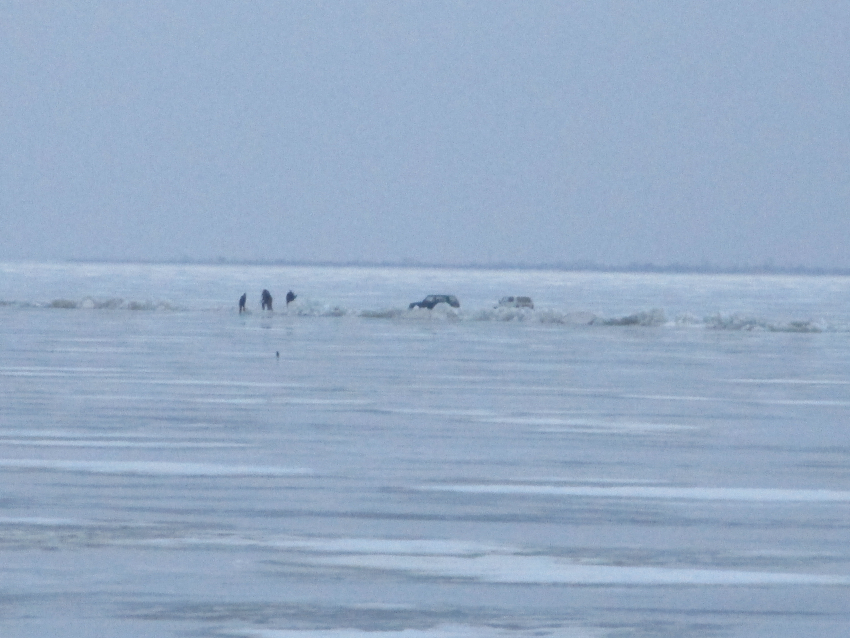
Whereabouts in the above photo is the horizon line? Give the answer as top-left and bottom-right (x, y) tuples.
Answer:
(42, 257), (850, 276)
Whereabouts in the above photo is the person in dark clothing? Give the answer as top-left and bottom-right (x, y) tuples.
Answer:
(261, 289), (273, 311)
(238, 293), (247, 313)
(286, 290), (296, 305)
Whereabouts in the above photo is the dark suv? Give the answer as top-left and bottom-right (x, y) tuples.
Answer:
(409, 295), (460, 310)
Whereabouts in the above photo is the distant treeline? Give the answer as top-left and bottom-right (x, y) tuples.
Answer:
(67, 257), (850, 276)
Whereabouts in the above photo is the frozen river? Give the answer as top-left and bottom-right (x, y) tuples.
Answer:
(1, 263), (849, 637)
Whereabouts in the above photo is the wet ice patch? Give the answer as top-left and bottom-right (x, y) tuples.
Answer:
(271, 398), (372, 406)
(727, 378), (850, 385)
(0, 439), (244, 448)
(137, 534), (850, 587)
(0, 459), (313, 477)
(274, 538), (502, 555)
(0, 517), (80, 526)
(142, 536), (508, 557)
(215, 535), (850, 588)
(152, 379), (309, 388)
(303, 552), (850, 586)
(387, 408), (498, 419)
(756, 399), (850, 406)
(381, 409), (688, 435)
(228, 626), (595, 638)
(622, 393), (715, 402)
(0, 365), (124, 378)
(192, 397), (268, 405)
(209, 535), (850, 587)
(480, 417), (695, 434)
(420, 484), (850, 502)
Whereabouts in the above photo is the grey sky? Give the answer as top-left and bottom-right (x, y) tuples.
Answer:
(2, 1), (849, 268)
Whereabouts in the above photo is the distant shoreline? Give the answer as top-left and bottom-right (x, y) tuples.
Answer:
(53, 258), (850, 277)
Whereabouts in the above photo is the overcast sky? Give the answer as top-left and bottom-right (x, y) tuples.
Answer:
(2, 1), (849, 268)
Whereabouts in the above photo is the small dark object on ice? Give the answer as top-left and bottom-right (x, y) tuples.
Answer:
(238, 293), (247, 313)
(286, 291), (296, 305)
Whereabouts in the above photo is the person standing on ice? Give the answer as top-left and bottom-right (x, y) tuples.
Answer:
(261, 289), (273, 311)
(238, 293), (247, 313)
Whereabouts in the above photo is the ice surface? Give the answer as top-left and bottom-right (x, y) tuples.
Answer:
(133, 534), (850, 585)
(304, 550), (850, 585)
(421, 484), (850, 502)
(1, 264), (850, 637)
(0, 459), (313, 476)
(232, 627), (598, 638)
